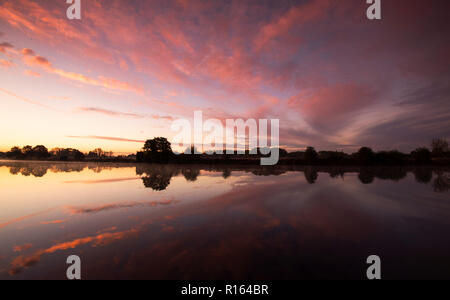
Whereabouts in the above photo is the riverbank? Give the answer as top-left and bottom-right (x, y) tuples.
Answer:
(1, 155), (450, 166)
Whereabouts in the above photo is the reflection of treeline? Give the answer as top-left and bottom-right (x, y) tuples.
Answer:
(136, 165), (450, 192)
(3, 161), (448, 193)
(135, 137), (450, 166)
(0, 161), (134, 178)
(135, 164), (201, 190)
(0, 146), (136, 162)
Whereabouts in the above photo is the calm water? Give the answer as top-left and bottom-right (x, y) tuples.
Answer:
(0, 160), (449, 280)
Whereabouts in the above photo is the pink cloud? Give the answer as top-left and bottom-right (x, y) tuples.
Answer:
(254, 0), (332, 50)
(13, 243), (32, 253)
(66, 135), (145, 143)
(0, 41), (13, 53)
(150, 114), (174, 121)
(40, 219), (67, 225)
(76, 107), (145, 119)
(23, 54), (52, 68)
(24, 69), (41, 77)
(0, 208), (55, 230)
(75, 107), (174, 121)
(19, 47), (144, 95)
(0, 87), (50, 108)
(0, 59), (15, 68)
(21, 48), (35, 56)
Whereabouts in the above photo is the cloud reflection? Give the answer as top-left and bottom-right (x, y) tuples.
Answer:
(66, 199), (178, 215)
(9, 227), (139, 275)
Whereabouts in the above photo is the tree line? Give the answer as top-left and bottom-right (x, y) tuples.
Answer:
(136, 137), (450, 165)
(1, 138), (449, 165)
(0, 145), (135, 162)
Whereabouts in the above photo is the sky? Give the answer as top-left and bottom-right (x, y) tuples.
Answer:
(0, 0), (449, 154)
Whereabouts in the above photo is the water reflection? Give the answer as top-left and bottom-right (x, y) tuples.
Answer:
(137, 165), (175, 191)
(304, 167), (318, 184)
(433, 170), (450, 193)
(1, 161), (448, 192)
(0, 161), (449, 279)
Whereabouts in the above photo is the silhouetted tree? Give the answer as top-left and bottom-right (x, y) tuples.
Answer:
(7, 147), (22, 159)
(71, 149), (85, 161)
(94, 148), (104, 157)
(411, 147), (431, 164)
(88, 148), (104, 158)
(51, 148), (84, 161)
(320, 151), (348, 164)
(304, 147), (318, 163)
(142, 137), (173, 163)
(136, 151), (144, 162)
(431, 138), (449, 157)
(375, 151), (406, 165)
(279, 148), (288, 157)
(22, 145), (33, 157)
(357, 147), (375, 165)
(32, 145), (49, 159)
(86, 148), (114, 160)
(144, 137), (172, 153)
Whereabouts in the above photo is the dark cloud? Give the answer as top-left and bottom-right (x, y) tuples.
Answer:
(356, 82), (450, 151)
(399, 82), (450, 107)
(356, 115), (450, 152)
(0, 42), (13, 53)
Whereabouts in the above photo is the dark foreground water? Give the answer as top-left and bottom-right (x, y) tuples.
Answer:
(0, 160), (449, 280)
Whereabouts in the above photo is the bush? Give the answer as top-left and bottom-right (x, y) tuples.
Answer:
(411, 147), (431, 164)
(375, 151), (406, 165)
